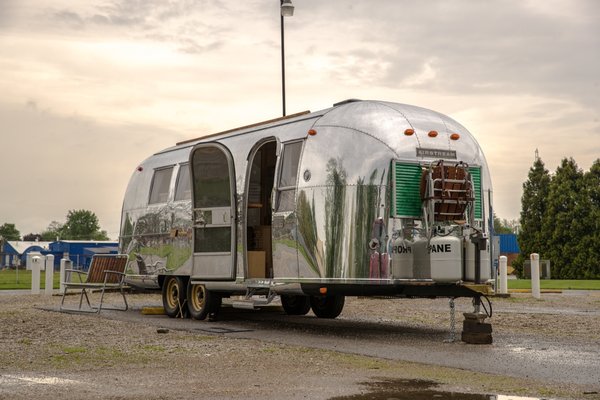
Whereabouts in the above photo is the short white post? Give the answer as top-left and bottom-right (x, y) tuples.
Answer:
(31, 256), (42, 294)
(499, 256), (508, 294)
(530, 253), (541, 299)
(44, 255), (55, 295)
(59, 258), (70, 294)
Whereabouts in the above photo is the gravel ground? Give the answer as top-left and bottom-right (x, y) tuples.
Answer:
(1, 290), (599, 400)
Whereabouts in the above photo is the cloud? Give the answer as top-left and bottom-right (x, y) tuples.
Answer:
(0, 0), (598, 232)
(0, 101), (183, 238)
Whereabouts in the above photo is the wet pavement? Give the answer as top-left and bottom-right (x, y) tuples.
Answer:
(328, 378), (545, 400)
(44, 296), (600, 391)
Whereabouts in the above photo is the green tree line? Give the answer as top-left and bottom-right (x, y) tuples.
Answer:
(0, 209), (109, 242)
(515, 156), (600, 279)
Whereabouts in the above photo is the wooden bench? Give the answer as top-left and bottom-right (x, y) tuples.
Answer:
(60, 254), (129, 313)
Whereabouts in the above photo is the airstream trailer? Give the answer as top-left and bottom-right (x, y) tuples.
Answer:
(120, 99), (493, 320)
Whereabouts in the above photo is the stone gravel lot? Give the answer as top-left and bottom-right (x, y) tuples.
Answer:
(1, 290), (599, 399)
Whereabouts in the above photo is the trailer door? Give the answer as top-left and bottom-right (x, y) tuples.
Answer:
(190, 143), (236, 280)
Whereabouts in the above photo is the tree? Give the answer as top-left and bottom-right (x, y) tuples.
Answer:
(41, 221), (63, 241)
(60, 210), (109, 240)
(541, 158), (584, 278)
(23, 233), (43, 241)
(493, 213), (517, 234)
(514, 156), (551, 277)
(0, 223), (21, 241)
(575, 159), (600, 278)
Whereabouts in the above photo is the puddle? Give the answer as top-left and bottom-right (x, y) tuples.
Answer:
(329, 378), (546, 400)
(194, 326), (254, 334)
(0, 374), (82, 387)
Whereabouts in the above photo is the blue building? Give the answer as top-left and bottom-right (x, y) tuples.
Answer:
(498, 233), (520, 272)
(1, 240), (118, 270)
(48, 240), (118, 269)
(0, 240), (51, 268)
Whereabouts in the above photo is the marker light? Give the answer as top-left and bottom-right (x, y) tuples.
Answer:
(319, 287), (328, 294)
(428, 130), (438, 137)
(450, 133), (460, 140)
(308, 129), (317, 136)
(404, 128), (415, 136)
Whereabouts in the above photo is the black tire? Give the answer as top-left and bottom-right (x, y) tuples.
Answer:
(187, 283), (222, 321)
(162, 276), (188, 318)
(281, 295), (311, 315)
(310, 295), (345, 319)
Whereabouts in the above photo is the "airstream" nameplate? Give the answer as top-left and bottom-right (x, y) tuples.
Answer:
(416, 148), (457, 159)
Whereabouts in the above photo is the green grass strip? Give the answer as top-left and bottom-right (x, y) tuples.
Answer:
(0, 269), (61, 290)
(507, 279), (600, 290)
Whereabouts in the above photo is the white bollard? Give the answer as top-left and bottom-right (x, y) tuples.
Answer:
(44, 255), (55, 295)
(499, 256), (508, 294)
(59, 258), (71, 294)
(31, 256), (42, 294)
(530, 253), (541, 299)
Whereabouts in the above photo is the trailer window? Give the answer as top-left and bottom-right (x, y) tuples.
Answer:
(276, 141), (303, 212)
(174, 164), (191, 201)
(149, 167), (173, 204)
(192, 147), (231, 208)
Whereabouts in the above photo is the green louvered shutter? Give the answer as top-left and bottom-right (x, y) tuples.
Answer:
(393, 162), (423, 218)
(469, 167), (483, 220)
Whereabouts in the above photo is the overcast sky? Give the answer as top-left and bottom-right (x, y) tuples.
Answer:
(1, 0), (598, 239)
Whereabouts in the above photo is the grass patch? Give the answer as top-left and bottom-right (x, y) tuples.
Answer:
(49, 345), (140, 368)
(138, 344), (167, 352)
(62, 346), (87, 354)
(0, 269), (61, 290)
(508, 279), (600, 290)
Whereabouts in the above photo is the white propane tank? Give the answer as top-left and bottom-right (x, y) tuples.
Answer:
(465, 238), (491, 282)
(480, 239), (491, 281)
(465, 240), (475, 281)
(412, 236), (430, 279)
(429, 235), (462, 282)
(391, 237), (414, 279)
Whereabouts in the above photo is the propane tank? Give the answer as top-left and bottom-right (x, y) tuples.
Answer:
(465, 239), (475, 281)
(429, 234), (462, 282)
(465, 237), (491, 282)
(391, 237), (414, 279)
(412, 235), (430, 279)
(479, 238), (491, 281)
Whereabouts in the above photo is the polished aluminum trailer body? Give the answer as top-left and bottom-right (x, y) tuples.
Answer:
(120, 100), (493, 303)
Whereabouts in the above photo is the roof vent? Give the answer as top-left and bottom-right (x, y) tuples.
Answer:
(333, 99), (362, 107)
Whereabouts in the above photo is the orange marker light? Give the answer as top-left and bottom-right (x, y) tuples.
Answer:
(428, 130), (438, 137)
(319, 287), (328, 295)
(308, 129), (317, 136)
(450, 133), (460, 140)
(404, 128), (415, 136)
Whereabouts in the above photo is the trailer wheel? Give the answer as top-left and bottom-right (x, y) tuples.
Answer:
(162, 276), (188, 318)
(310, 295), (345, 319)
(187, 284), (222, 321)
(281, 295), (311, 315)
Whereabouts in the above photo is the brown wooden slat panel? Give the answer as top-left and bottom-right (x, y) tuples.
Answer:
(86, 255), (128, 284)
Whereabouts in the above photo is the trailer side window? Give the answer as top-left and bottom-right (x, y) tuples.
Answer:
(276, 141), (303, 212)
(174, 164), (191, 201)
(149, 167), (173, 204)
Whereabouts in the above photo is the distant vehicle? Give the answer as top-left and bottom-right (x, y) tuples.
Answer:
(119, 99), (493, 320)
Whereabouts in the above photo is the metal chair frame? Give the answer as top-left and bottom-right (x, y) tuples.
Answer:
(60, 254), (129, 313)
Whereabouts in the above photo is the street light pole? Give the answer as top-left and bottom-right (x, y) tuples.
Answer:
(280, 0), (294, 117)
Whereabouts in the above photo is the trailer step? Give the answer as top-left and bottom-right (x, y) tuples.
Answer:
(232, 300), (257, 310)
(232, 298), (275, 310)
